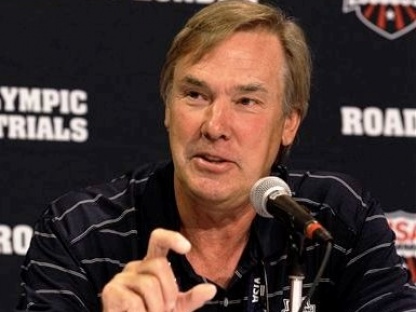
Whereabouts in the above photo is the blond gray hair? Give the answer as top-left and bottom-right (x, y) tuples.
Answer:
(160, 0), (311, 121)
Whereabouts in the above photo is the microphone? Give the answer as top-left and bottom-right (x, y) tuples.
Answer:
(250, 176), (333, 243)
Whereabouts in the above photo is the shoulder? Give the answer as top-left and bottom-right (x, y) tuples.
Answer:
(49, 161), (168, 212)
(38, 161), (171, 244)
(285, 169), (385, 237)
(287, 169), (366, 206)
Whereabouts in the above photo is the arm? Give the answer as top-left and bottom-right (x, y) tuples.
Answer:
(17, 221), (216, 312)
(336, 193), (416, 312)
(16, 213), (100, 311)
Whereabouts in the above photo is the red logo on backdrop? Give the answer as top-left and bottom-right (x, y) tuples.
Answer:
(343, 0), (416, 40)
(386, 210), (416, 282)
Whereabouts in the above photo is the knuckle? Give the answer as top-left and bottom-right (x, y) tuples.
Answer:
(140, 274), (160, 290)
(101, 282), (120, 303)
(150, 228), (165, 241)
(152, 257), (170, 270)
(102, 279), (117, 293)
(124, 260), (142, 272)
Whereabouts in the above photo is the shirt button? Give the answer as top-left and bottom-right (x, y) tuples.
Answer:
(223, 297), (229, 307)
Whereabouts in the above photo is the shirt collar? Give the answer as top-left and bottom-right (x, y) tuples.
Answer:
(138, 161), (289, 260)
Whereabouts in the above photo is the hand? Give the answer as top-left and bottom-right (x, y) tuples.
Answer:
(101, 228), (217, 311)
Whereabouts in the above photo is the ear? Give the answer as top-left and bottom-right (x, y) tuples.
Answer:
(281, 111), (301, 146)
(164, 104), (171, 130)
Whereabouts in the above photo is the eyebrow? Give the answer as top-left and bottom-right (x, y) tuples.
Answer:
(236, 83), (268, 94)
(180, 75), (208, 89)
(180, 75), (268, 94)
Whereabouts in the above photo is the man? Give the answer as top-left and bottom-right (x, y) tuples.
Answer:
(17, 1), (416, 311)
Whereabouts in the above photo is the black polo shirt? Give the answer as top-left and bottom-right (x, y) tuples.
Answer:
(17, 161), (416, 311)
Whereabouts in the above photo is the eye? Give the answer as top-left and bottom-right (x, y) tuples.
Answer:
(186, 90), (202, 100)
(184, 90), (209, 106)
(238, 97), (258, 106)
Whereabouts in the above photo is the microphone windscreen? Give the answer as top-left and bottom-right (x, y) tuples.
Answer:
(250, 176), (291, 218)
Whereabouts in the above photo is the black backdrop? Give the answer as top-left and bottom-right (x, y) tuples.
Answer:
(1, 0), (415, 311)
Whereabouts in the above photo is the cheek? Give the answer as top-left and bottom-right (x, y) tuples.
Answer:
(245, 120), (282, 160)
(246, 117), (282, 146)
(169, 108), (200, 146)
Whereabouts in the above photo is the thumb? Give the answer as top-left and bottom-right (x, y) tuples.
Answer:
(177, 283), (217, 311)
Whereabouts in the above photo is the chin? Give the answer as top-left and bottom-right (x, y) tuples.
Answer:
(187, 177), (228, 200)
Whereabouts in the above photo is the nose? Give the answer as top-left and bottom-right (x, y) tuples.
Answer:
(201, 100), (231, 141)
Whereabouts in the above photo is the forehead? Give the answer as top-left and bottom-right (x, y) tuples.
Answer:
(174, 30), (286, 88)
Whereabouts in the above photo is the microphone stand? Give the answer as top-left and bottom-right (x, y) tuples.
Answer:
(287, 231), (305, 312)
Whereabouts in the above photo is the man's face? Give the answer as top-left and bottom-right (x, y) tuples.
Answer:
(165, 30), (300, 209)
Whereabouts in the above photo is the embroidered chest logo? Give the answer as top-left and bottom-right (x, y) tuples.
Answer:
(251, 277), (266, 303)
(343, 0), (416, 40)
(282, 298), (316, 312)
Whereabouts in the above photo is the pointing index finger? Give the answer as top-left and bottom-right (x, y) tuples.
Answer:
(146, 228), (191, 259)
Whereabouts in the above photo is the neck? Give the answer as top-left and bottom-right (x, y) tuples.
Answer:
(181, 218), (253, 288)
(175, 185), (256, 287)
(175, 183), (256, 243)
